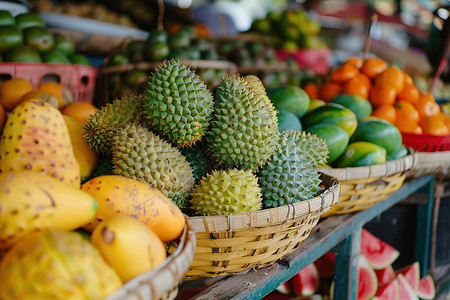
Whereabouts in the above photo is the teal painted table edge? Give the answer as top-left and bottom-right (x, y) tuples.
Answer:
(189, 175), (435, 300)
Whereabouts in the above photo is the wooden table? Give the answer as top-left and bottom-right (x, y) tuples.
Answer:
(185, 175), (435, 300)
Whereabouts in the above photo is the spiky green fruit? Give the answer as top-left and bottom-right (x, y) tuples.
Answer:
(144, 59), (214, 147)
(84, 95), (146, 154)
(207, 74), (279, 170)
(180, 142), (209, 182)
(258, 130), (323, 208)
(111, 125), (195, 208)
(296, 131), (329, 167)
(190, 169), (262, 216)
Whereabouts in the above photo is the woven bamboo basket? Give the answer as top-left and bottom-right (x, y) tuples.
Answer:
(405, 151), (450, 178)
(106, 220), (196, 300)
(183, 173), (340, 280)
(319, 154), (414, 217)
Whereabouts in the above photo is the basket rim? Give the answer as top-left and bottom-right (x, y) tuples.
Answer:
(104, 218), (196, 299)
(187, 173), (340, 233)
(319, 152), (415, 181)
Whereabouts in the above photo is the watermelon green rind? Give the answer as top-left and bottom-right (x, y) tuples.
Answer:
(360, 229), (400, 270)
(358, 255), (378, 300)
(267, 86), (310, 118)
(301, 103), (358, 137)
(330, 94), (373, 121)
(375, 265), (396, 284)
(306, 124), (349, 164)
(349, 119), (402, 154)
(277, 109), (303, 133)
(397, 274), (419, 300)
(294, 295), (324, 300)
(395, 262), (420, 291)
(335, 142), (387, 168)
(375, 278), (399, 300)
(416, 275), (435, 300)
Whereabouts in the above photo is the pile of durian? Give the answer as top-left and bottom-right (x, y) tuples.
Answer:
(85, 60), (329, 216)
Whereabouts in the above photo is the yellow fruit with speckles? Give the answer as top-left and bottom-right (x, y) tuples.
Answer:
(81, 175), (185, 242)
(91, 215), (166, 282)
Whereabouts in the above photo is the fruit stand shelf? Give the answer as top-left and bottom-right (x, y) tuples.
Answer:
(186, 175), (435, 300)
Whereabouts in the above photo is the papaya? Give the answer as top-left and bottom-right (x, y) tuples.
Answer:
(267, 86), (310, 118)
(306, 123), (349, 164)
(277, 109), (302, 133)
(335, 141), (387, 168)
(350, 119), (402, 154)
(386, 145), (409, 161)
(330, 94), (372, 120)
(301, 103), (358, 137)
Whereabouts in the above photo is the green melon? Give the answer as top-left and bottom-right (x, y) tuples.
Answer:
(267, 86), (310, 118)
(335, 141), (387, 168)
(330, 94), (372, 121)
(277, 109), (302, 133)
(301, 103), (358, 137)
(350, 119), (402, 154)
(386, 145), (409, 161)
(306, 123), (349, 164)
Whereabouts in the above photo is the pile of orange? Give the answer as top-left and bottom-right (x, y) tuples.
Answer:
(308, 56), (450, 136)
(0, 77), (98, 128)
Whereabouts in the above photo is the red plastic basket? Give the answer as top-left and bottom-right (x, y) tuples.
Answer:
(0, 62), (97, 103)
(402, 132), (450, 152)
(275, 48), (331, 75)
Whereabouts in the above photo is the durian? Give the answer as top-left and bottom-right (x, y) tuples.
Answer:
(144, 60), (214, 147)
(190, 169), (262, 216)
(258, 130), (324, 208)
(180, 142), (210, 182)
(206, 74), (279, 170)
(111, 124), (195, 208)
(84, 95), (146, 154)
(296, 131), (329, 167)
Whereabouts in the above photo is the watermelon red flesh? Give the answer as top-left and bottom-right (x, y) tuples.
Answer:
(375, 278), (399, 300)
(292, 295), (323, 300)
(416, 275), (435, 300)
(360, 228), (400, 270)
(397, 274), (419, 300)
(375, 265), (395, 284)
(358, 255), (378, 300)
(289, 263), (320, 296)
(395, 262), (420, 291)
(313, 252), (336, 278)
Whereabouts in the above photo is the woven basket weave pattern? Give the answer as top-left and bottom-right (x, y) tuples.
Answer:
(320, 154), (414, 217)
(405, 151), (450, 178)
(184, 174), (340, 280)
(105, 220), (196, 300)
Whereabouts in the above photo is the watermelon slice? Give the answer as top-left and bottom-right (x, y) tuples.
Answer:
(289, 263), (320, 296)
(397, 274), (419, 300)
(375, 265), (395, 285)
(416, 275), (435, 300)
(360, 229), (400, 270)
(313, 252), (336, 278)
(375, 278), (399, 300)
(276, 281), (291, 295)
(292, 295), (323, 300)
(358, 255), (378, 300)
(395, 262), (420, 291)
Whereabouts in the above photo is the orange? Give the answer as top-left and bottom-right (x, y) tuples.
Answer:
(343, 56), (363, 69)
(421, 116), (449, 135)
(303, 82), (319, 99)
(397, 84), (419, 104)
(441, 113), (450, 131)
(355, 72), (372, 91)
(369, 85), (396, 106)
(402, 71), (414, 86)
(395, 100), (420, 123)
(0, 77), (34, 111)
(414, 95), (440, 119)
(37, 81), (72, 109)
(319, 81), (342, 102)
(394, 120), (423, 135)
(342, 76), (369, 99)
(360, 57), (387, 79)
(61, 101), (98, 125)
(418, 91), (435, 103)
(0, 103), (6, 130)
(19, 90), (60, 108)
(371, 104), (396, 124)
(374, 65), (405, 93)
(330, 63), (360, 84)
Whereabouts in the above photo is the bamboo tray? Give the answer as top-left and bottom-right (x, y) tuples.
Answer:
(319, 154), (414, 217)
(106, 220), (196, 300)
(183, 173), (340, 280)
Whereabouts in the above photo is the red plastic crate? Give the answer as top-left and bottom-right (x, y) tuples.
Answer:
(0, 62), (97, 103)
(402, 132), (450, 152)
(275, 48), (331, 75)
